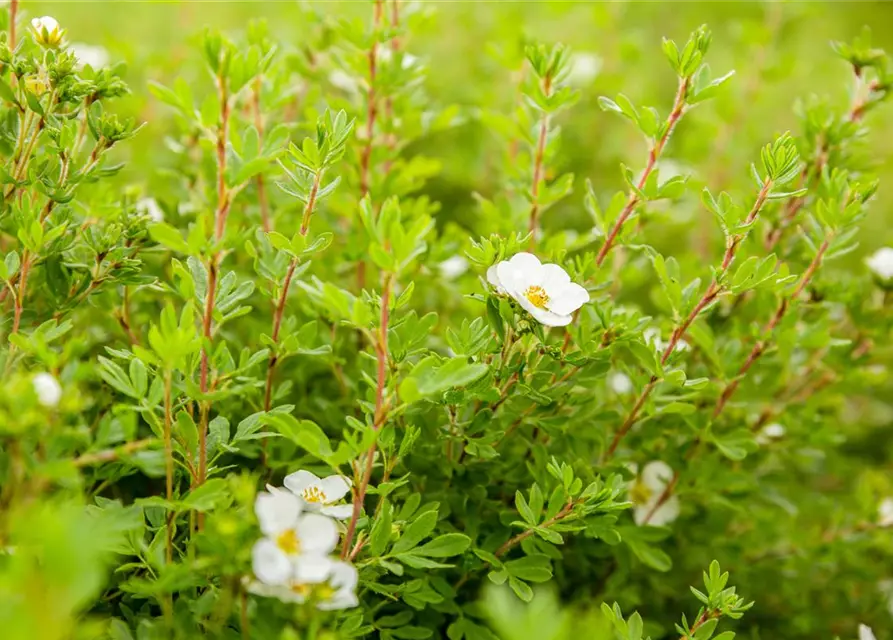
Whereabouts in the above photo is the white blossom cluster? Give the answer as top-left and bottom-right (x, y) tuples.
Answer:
(249, 470), (358, 609)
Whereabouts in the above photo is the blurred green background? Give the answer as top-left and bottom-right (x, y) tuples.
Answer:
(17, 2), (893, 637)
(30, 1), (893, 263)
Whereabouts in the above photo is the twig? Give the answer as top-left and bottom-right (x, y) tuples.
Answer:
(72, 439), (157, 467)
(163, 372), (174, 564)
(196, 68), (233, 500)
(495, 500), (578, 558)
(528, 74), (553, 248)
(605, 181), (773, 458)
(356, 0), (385, 293)
(8, 1), (17, 50)
(342, 271), (393, 558)
(262, 171), (321, 416)
(251, 75), (271, 233)
(713, 238), (829, 418)
(595, 77), (690, 267)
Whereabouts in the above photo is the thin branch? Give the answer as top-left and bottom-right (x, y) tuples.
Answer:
(342, 271), (393, 558)
(73, 439), (157, 467)
(605, 180), (773, 458)
(595, 77), (690, 267)
(495, 500), (577, 558)
(528, 74), (553, 248)
(713, 238), (829, 418)
(252, 75), (271, 233)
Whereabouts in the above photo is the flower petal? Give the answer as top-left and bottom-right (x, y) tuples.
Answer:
(319, 475), (352, 502)
(497, 252), (543, 297)
(320, 504), (354, 520)
(859, 624), (877, 640)
(547, 282), (590, 316)
(247, 580), (297, 602)
(252, 539), (292, 585)
(255, 489), (302, 536)
(486, 264), (506, 293)
(296, 513), (339, 555)
(641, 461), (674, 492)
(508, 252), (542, 272)
(539, 263), (571, 290)
(645, 495), (680, 527)
(515, 292), (573, 327)
(284, 470), (320, 496)
(317, 591), (359, 610)
(328, 560), (359, 591)
(294, 554), (334, 584)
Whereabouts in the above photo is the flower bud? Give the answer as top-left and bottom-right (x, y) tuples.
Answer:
(32, 372), (62, 408)
(31, 16), (65, 48)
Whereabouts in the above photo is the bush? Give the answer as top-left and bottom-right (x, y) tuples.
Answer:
(1, 3), (892, 640)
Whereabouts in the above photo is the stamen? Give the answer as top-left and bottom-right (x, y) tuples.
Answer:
(276, 529), (301, 555)
(302, 486), (327, 504)
(524, 285), (550, 309)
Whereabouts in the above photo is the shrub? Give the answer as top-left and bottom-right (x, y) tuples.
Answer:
(1, 3), (892, 640)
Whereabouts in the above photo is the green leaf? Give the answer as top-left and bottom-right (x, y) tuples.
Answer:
(627, 538), (672, 572)
(181, 478), (229, 512)
(391, 510), (438, 554)
(505, 554), (552, 582)
(507, 576), (533, 602)
(149, 223), (191, 254)
(394, 553), (453, 569)
(415, 533), (471, 557)
(369, 502), (393, 556)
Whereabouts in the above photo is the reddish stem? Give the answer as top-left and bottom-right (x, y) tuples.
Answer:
(495, 500), (576, 558)
(528, 75), (553, 248)
(263, 172), (321, 414)
(356, 0), (384, 293)
(341, 271), (392, 558)
(72, 438), (156, 467)
(382, 0), (400, 175)
(595, 77), (689, 267)
(605, 180), (772, 458)
(252, 76), (271, 233)
(214, 76), (231, 242)
(713, 238), (829, 418)
(9, 0), (17, 50)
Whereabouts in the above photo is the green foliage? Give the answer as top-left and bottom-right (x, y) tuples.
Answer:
(2, 3), (893, 640)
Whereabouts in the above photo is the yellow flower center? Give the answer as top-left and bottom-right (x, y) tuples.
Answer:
(629, 480), (653, 505)
(317, 583), (336, 600)
(302, 486), (327, 504)
(276, 529), (301, 555)
(524, 285), (550, 310)
(289, 582), (312, 597)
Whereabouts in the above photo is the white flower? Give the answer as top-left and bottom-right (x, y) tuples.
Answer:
(136, 198), (164, 223)
(878, 498), (893, 527)
(284, 470), (353, 519)
(867, 247), (893, 280)
(248, 556), (358, 610)
(608, 372), (633, 394)
(566, 52), (601, 87)
(438, 256), (469, 280)
(70, 43), (109, 69)
(629, 461), (680, 527)
(756, 422), (785, 445)
(252, 489), (339, 586)
(644, 327), (688, 354)
(879, 580), (893, 617)
(328, 70), (360, 95)
(32, 372), (62, 408)
(859, 624), (877, 640)
(378, 47), (419, 69)
(316, 559), (359, 610)
(486, 252), (589, 327)
(31, 16), (64, 47)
